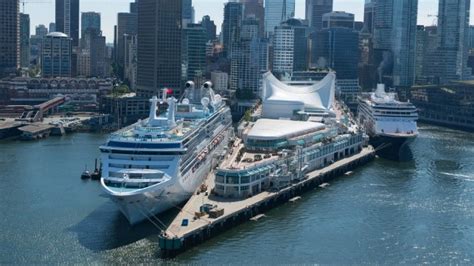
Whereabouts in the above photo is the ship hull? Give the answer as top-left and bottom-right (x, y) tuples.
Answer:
(370, 135), (415, 160)
(102, 127), (232, 225)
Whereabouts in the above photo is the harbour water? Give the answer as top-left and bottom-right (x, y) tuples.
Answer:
(1, 125), (473, 264)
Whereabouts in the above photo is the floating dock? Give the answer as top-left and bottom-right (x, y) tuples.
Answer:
(159, 146), (376, 258)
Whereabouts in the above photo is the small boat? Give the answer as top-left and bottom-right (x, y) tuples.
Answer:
(319, 183), (330, 188)
(344, 171), (354, 176)
(81, 170), (91, 180)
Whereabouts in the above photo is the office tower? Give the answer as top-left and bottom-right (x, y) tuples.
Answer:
(124, 34), (137, 89)
(115, 11), (137, 78)
(424, 0), (471, 83)
(36, 24), (48, 37)
(264, 0), (295, 36)
(20, 14), (30, 68)
(182, 23), (207, 81)
(373, 0), (418, 88)
(81, 12), (101, 38)
(322, 11), (354, 29)
(240, 0), (265, 36)
(0, 0), (20, 78)
(363, 0), (376, 34)
(223, 2), (244, 58)
(273, 19), (309, 75)
(201, 15), (217, 41)
(211, 71), (229, 92)
(182, 0), (195, 24)
(49, 22), (56, 33)
(136, 0), (182, 98)
(41, 32), (72, 77)
(78, 29), (106, 78)
(130, 2), (137, 14)
(306, 0), (333, 32)
(55, 0), (80, 47)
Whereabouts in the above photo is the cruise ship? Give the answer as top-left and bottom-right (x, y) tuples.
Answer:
(358, 84), (418, 158)
(211, 72), (367, 198)
(100, 81), (233, 225)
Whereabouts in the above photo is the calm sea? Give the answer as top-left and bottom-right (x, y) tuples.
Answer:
(0, 125), (473, 264)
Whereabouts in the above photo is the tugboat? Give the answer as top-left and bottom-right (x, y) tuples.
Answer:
(81, 165), (92, 180)
(91, 159), (101, 180)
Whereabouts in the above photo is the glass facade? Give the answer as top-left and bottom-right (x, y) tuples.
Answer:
(264, 0), (295, 36)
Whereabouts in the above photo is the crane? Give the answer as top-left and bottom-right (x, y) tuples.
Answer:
(20, 0), (51, 13)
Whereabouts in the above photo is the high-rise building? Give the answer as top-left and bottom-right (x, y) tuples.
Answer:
(424, 0), (471, 84)
(201, 15), (217, 41)
(41, 32), (72, 77)
(124, 34), (137, 89)
(49, 22), (56, 33)
(322, 11), (354, 29)
(373, 0), (418, 88)
(306, 0), (333, 32)
(20, 14), (30, 68)
(223, 2), (244, 58)
(182, 0), (195, 24)
(36, 24), (48, 37)
(211, 71), (229, 92)
(240, 0), (265, 36)
(182, 23), (208, 81)
(363, 0), (376, 34)
(273, 19), (309, 75)
(78, 29), (107, 78)
(81, 12), (101, 38)
(264, 0), (295, 36)
(55, 0), (80, 47)
(0, 0), (20, 78)
(136, 0), (182, 98)
(115, 11), (137, 78)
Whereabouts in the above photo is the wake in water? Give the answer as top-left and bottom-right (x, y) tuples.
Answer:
(439, 172), (474, 182)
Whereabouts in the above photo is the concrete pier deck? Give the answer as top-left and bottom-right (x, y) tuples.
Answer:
(159, 146), (376, 257)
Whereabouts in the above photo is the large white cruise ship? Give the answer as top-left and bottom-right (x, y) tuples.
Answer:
(100, 81), (233, 225)
(357, 84), (418, 158)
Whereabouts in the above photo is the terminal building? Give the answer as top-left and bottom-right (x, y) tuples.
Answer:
(213, 72), (365, 198)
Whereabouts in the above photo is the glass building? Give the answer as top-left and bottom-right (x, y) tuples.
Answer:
(182, 23), (207, 81)
(273, 19), (309, 75)
(136, 0), (182, 98)
(55, 0), (80, 47)
(264, 0), (295, 36)
(222, 2), (244, 58)
(81, 12), (101, 38)
(41, 32), (72, 77)
(306, 0), (333, 32)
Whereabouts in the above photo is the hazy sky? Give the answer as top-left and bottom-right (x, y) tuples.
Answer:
(24, 0), (469, 43)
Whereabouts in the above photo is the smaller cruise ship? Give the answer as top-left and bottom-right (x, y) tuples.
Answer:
(358, 84), (418, 158)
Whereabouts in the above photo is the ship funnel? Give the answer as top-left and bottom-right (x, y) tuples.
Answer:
(185, 81), (195, 90)
(202, 81), (213, 89)
(375, 84), (386, 97)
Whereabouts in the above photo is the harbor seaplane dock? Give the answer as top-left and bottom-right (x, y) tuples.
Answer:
(159, 146), (375, 258)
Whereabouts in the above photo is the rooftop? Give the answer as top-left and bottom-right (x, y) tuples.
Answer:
(247, 119), (325, 141)
(46, 32), (69, 38)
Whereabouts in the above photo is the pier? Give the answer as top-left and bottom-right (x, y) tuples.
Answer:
(159, 146), (376, 258)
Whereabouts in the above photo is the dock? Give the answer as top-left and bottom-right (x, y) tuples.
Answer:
(18, 124), (54, 140)
(159, 146), (376, 258)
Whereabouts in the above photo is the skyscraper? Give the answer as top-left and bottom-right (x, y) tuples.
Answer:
(240, 0), (265, 36)
(182, 0), (195, 24)
(115, 11), (137, 78)
(373, 0), (418, 87)
(0, 0), (20, 77)
(273, 19), (309, 75)
(41, 32), (72, 77)
(81, 12), (101, 38)
(55, 0), (80, 47)
(264, 0), (295, 36)
(36, 24), (48, 37)
(363, 0), (376, 34)
(322, 11), (354, 29)
(306, 0), (333, 32)
(201, 15), (217, 41)
(20, 14), (30, 68)
(182, 23), (208, 81)
(49, 22), (56, 33)
(223, 2), (244, 58)
(136, 0), (182, 98)
(425, 0), (471, 83)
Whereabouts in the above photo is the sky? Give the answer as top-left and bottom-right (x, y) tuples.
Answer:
(24, 0), (469, 43)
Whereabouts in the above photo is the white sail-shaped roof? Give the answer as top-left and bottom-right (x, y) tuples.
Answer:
(261, 71), (336, 119)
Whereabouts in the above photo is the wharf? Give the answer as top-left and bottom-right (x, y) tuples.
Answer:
(159, 146), (376, 258)
(18, 124), (54, 140)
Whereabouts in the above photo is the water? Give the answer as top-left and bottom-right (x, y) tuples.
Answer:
(1, 125), (474, 264)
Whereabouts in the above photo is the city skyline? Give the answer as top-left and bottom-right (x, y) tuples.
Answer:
(22, 0), (472, 42)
